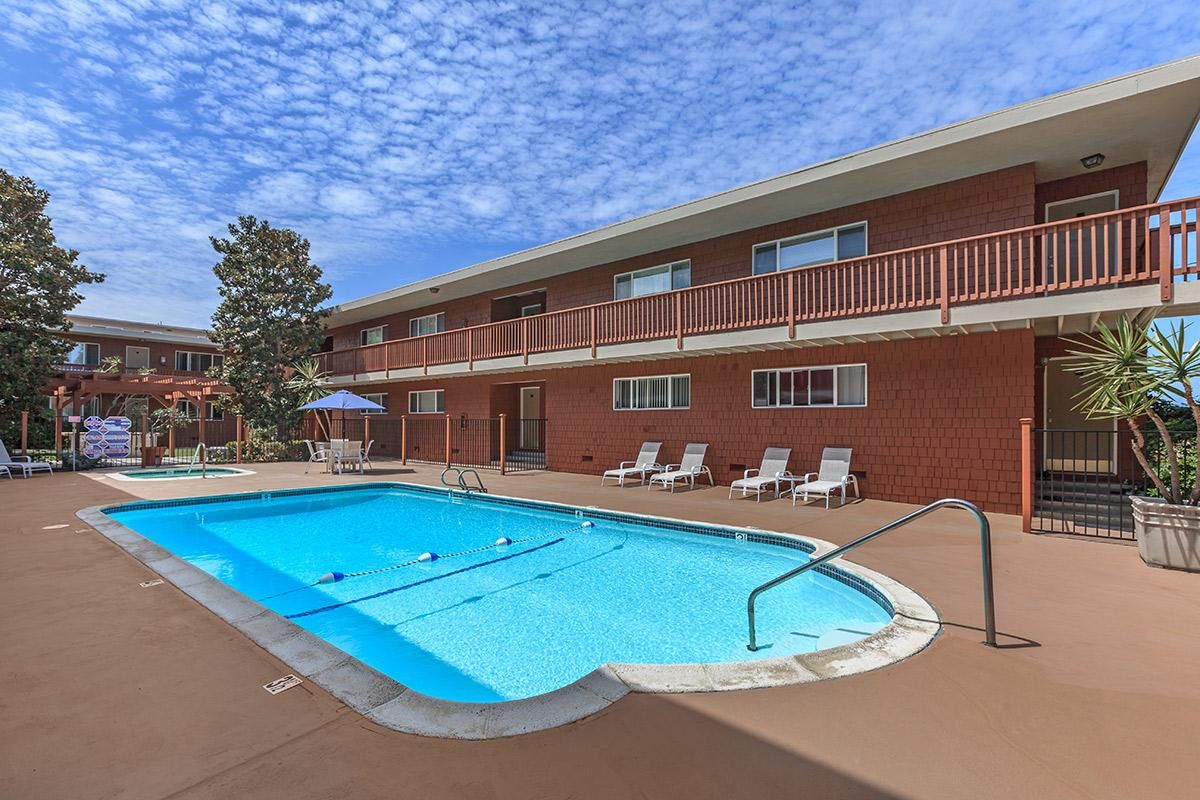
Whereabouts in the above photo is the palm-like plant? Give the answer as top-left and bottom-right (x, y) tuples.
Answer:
(1067, 319), (1199, 505)
(285, 357), (333, 440)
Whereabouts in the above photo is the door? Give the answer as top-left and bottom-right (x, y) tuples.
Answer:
(1044, 359), (1115, 473)
(1044, 191), (1119, 284)
(519, 386), (541, 449)
(125, 346), (150, 370)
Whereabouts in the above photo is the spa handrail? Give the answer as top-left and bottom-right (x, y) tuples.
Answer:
(746, 498), (996, 651)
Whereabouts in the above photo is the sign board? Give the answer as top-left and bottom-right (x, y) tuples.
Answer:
(81, 415), (131, 459)
(68, 415), (82, 423)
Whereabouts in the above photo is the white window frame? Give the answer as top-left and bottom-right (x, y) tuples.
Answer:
(409, 313), (445, 338)
(1043, 189), (1119, 222)
(360, 325), (388, 346)
(613, 259), (691, 300)
(612, 374), (691, 411)
(175, 350), (224, 372)
(361, 392), (388, 415)
(520, 303), (543, 317)
(124, 345), (151, 369)
(407, 389), (444, 414)
(752, 221), (868, 275)
(66, 342), (101, 366)
(751, 364), (868, 408)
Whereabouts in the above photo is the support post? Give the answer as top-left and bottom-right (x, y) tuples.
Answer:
(521, 317), (529, 365)
(141, 412), (149, 459)
(444, 413), (452, 468)
(499, 413), (507, 475)
(168, 402), (176, 458)
(675, 292), (683, 350)
(467, 328), (474, 371)
(53, 389), (64, 460)
(787, 270), (795, 339)
(20, 410), (28, 455)
(197, 399), (206, 451)
(1158, 206), (1174, 303)
(1020, 417), (1034, 533)
(364, 413), (371, 449)
(939, 244), (950, 324)
(401, 414), (408, 465)
(590, 307), (597, 358)
(235, 414), (244, 464)
(422, 336), (428, 375)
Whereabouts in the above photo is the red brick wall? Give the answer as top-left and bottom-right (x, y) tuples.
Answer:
(59, 333), (220, 371)
(328, 164), (1041, 349)
(1034, 162), (1148, 222)
(362, 329), (1035, 513)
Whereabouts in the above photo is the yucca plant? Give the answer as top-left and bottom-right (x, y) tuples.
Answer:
(1067, 318), (1199, 505)
(285, 357), (333, 441)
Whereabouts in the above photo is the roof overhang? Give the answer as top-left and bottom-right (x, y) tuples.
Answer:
(65, 314), (214, 347)
(328, 55), (1200, 327)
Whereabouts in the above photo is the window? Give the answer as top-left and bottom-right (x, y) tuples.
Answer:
(66, 342), (100, 366)
(613, 374), (690, 410)
(614, 260), (691, 300)
(409, 313), (445, 337)
(175, 400), (223, 420)
(520, 303), (543, 317)
(360, 325), (388, 346)
(752, 223), (867, 275)
(408, 389), (444, 414)
(175, 351), (224, 372)
(752, 364), (867, 408)
(362, 392), (388, 415)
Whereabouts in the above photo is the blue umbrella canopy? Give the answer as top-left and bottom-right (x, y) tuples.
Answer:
(298, 390), (385, 411)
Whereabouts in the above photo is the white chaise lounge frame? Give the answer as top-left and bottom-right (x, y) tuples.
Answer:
(728, 447), (792, 501)
(601, 441), (663, 487)
(648, 443), (713, 493)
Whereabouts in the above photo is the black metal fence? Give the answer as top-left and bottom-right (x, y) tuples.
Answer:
(1033, 427), (1197, 540)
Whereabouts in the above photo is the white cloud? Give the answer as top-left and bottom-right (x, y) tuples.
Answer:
(0, 0), (1198, 327)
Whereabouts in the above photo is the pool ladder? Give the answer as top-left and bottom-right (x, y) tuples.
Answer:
(441, 467), (488, 493)
(746, 498), (998, 652)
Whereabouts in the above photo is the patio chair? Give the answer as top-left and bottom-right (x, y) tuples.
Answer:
(0, 440), (53, 477)
(601, 442), (663, 487)
(304, 440), (332, 473)
(728, 447), (792, 501)
(361, 440), (375, 472)
(788, 447), (860, 508)
(332, 440), (364, 475)
(0, 464), (11, 479)
(648, 443), (713, 493)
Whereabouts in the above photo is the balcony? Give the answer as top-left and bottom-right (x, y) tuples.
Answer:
(316, 197), (1200, 381)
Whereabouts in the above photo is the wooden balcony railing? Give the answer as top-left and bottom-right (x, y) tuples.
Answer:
(316, 197), (1200, 378)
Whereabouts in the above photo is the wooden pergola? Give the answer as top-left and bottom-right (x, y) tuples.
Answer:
(39, 367), (234, 456)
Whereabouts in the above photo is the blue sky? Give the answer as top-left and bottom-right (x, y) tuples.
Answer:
(2, 1), (1200, 330)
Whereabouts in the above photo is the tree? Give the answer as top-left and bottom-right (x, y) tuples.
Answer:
(284, 357), (333, 440)
(1068, 318), (1199, 505)
(0, 169), (104, 446)
(209, 216), (332, 431)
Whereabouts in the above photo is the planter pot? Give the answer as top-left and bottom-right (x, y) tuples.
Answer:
(141, 446), (164, 468)
(1132, 496), (1200, 572)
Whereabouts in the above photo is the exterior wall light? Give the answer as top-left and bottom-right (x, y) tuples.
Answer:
(1080, 153), (1105, 169)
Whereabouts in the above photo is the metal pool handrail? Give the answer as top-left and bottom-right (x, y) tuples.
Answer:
(746, 498), (996, 651)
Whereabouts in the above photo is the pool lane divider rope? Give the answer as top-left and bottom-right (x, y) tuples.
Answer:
(256, 520), (595, 602)
(286, 537), (567, 619)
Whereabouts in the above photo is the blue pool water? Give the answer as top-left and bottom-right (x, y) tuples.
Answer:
(107, 485), (891, 702)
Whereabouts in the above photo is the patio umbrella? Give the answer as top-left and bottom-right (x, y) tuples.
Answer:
(298, 390), (385, 412)
(298, 390), (384, 440)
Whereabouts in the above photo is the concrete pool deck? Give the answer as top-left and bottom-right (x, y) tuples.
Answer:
(3, 462), (1199, 798)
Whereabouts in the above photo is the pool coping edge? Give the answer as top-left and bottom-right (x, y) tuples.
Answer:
(76, 482), (940, 740)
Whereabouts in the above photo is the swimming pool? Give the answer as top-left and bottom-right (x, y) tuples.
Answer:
(86, 483), (938, 736)
(110, 467), (253, 481)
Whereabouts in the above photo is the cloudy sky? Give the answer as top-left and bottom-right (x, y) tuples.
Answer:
(2, 1), (1199, 328)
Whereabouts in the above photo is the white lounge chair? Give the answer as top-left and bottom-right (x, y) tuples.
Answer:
(331, 440), (364, 474)
(728, 447), (792, 501)
(788, 447), (860, 508)
(361, 439), (374, 472)
(0, 464), (11, 479)
(0, 440), (53, 477)
(648, 443), (713, 493)
(601, 441), (663, 487)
